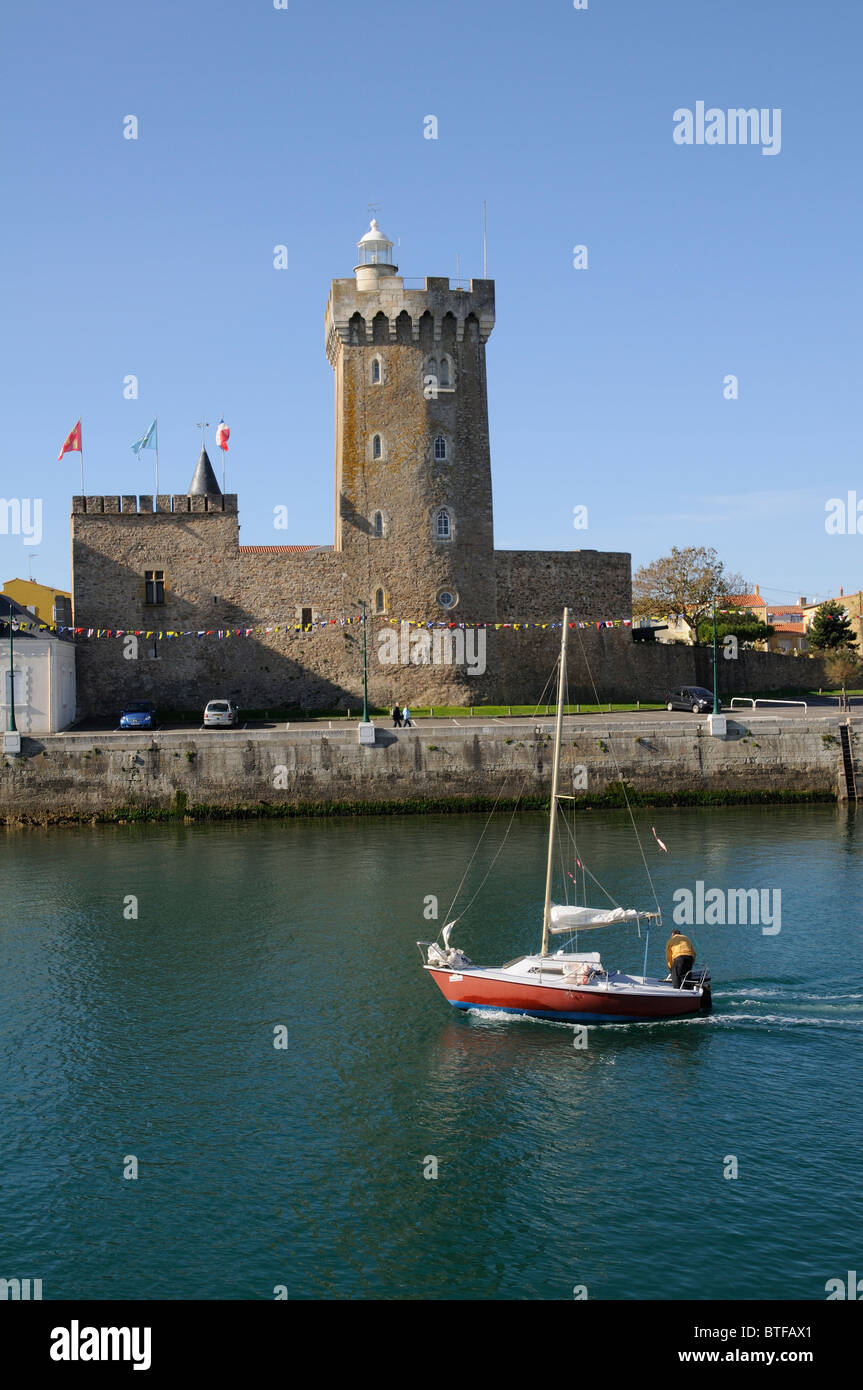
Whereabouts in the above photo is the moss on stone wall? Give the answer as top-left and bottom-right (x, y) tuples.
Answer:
(0, 784), (835, 827)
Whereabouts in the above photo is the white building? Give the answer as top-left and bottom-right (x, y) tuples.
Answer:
(1, 597), (76, 735)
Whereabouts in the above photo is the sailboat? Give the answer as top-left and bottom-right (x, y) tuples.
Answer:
(419, 608), (712, 1024)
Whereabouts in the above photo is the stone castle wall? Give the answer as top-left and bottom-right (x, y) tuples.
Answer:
(70, 492), (645, 715)
(68, 602), (827, 721)
(495, 549), (632, 621)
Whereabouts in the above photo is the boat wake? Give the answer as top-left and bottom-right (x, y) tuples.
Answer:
(462, 987), (863, 1035)
(711, 980), (863, 1031)
(715, 986), (863, 1004)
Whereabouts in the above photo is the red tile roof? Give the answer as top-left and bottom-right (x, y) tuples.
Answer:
(772, 623), (807, 635)
(722, 593), (766, 609)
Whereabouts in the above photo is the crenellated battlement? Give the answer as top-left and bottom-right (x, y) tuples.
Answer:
(325, 276), (495, 365)
(72, 494), (238, 516)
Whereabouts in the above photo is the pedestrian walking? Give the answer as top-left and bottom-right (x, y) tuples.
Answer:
(392, 703), (402, 728)
(402, 704), (412, 728)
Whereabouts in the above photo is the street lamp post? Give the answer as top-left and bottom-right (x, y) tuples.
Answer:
(4, 600), (18, 745)
(712, 595), (719, 715)
(359, 598), (369, 724)
(6, 604), (17, 735)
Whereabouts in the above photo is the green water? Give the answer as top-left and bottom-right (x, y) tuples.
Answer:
(0, 805), (860, 1299)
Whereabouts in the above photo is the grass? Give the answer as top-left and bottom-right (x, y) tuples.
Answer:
(151, 701), (668, 723)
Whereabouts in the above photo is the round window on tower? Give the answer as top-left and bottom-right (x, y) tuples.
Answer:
(438, 590), (457, 610)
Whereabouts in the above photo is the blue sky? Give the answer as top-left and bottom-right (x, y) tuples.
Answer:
(1, 0), (860, 611)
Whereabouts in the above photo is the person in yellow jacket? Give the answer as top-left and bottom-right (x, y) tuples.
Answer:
(666, 927), (697, 989)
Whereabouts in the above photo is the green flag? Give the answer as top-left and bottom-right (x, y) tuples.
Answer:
(131, 419), (157, 457)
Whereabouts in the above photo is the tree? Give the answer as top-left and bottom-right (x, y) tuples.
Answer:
(808, 600), (858, 653)
(824, 650), (863, 710)
(632, 546), (747, 644)
(696, 610), (774, 647)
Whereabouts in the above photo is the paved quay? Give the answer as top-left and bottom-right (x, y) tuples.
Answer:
(52, 699), (859, 742)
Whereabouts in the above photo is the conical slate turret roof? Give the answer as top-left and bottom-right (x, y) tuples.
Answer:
(188, 447), (221, 496)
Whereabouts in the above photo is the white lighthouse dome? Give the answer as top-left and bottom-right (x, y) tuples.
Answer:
(354, 218), (397, 287)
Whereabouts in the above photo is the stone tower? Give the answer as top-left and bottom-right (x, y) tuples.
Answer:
(325, 219), (497, 621)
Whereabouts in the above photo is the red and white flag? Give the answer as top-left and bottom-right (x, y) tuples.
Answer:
(216, 418), (230, 452)
(58, 420), (82, 460)
(652, 826), (668, 853)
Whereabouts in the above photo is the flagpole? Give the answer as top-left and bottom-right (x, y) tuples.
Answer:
(155, 418), (159, 499)
(80, 418), (84, 496)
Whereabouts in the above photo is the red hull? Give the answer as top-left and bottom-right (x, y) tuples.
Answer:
(427, 967), (705, 1023)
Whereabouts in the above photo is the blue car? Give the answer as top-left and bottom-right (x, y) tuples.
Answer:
(119, 700), (158, 730)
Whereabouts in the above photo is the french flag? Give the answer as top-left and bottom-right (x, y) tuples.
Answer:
(216, 418), (230, 452)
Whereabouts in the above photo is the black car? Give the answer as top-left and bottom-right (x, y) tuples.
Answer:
(665, 686), (721, 714)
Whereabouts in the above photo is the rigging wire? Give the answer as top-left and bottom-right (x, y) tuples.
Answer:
(573, 623), (662, 917)
(441, 661), (558, 935)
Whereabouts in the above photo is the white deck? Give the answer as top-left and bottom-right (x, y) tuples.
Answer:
(430, 953), (697, 998)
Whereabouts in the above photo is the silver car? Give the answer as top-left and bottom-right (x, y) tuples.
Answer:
(203, 699), (240, 728)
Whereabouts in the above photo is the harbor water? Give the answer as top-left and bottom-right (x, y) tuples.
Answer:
(0, 804), (860, 1300)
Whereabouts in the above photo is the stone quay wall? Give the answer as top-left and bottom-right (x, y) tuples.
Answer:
(0, 717), (850, 822)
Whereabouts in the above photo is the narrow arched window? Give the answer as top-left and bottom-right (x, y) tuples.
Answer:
(436, 507), (451, 539)
(375, 587), (385, 612)
(371, 358), (381, 383)
(374, 511), (383, 537)
(434, 434), (447, 461)
(373, 434), (382, 459)
(439, 358), (450, 387)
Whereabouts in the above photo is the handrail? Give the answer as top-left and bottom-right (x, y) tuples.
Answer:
(399, 276), (480, 290)
(730, 697), (808, 710)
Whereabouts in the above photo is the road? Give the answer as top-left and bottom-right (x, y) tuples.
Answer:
(53, 697), (859, 739)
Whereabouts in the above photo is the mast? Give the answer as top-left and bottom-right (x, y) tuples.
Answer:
(541, 607), (568, 957)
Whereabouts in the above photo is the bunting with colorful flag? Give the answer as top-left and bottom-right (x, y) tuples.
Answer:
(15, 613), (644, 639)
